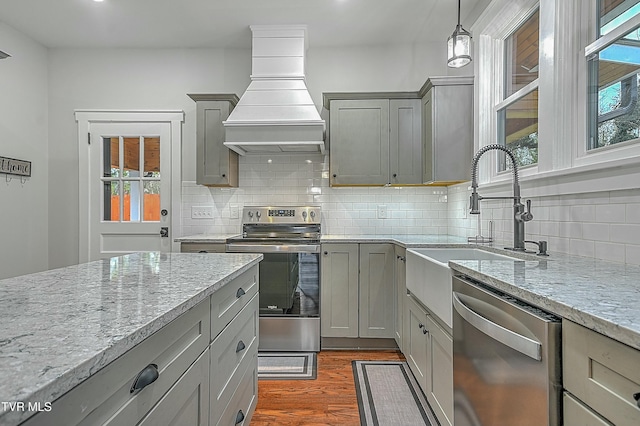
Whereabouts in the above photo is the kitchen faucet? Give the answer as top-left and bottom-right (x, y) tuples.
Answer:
(469, 144), (533, 251)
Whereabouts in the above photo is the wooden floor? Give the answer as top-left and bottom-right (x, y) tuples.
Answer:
(251, 350), (405, 426)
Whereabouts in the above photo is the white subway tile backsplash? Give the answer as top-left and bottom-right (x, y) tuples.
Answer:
(595, 204), (626, 223)
(582, 223), (609, 241)
(569, 239), (595, 258)
(610, 224), (640, 244)
(594, 242), (626, 263)
(180, 158), (640, 264)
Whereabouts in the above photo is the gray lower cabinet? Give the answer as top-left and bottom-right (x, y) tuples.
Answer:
(138, 348), (210, 426)
(359, 243), (395, 338)
(404, 293), (429, 391)
(320, 243), (359, 337)
(22, 266), (259, 426)
(327, 97), (421, 186)
(563, 319), (640, 425)
(189, 94), (239, 187)
(394, 246), (406, 350)
(403, 293), (453, 426)
(420, 77), (474, 184)
(320, 243), (395, 339)
(426, 316), (453, 426)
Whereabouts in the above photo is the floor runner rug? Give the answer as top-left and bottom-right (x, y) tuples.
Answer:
(352, 360), (437, 426)
(257, 352), (317, 380)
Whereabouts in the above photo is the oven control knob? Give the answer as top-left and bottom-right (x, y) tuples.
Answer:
(247, 211), (253, 218)
(256, 211), (261, 219)
(302, 211), (308, 220)
(310, 211), (316, 219)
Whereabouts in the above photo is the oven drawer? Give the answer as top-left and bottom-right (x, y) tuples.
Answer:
(563, 320), (640, 425)
(211, 265), (258, 340)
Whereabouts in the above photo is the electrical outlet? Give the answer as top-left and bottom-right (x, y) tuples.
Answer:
(230, 204), (239, 219)
(377, 205), (388, 219)
(191, 206), (214, 219)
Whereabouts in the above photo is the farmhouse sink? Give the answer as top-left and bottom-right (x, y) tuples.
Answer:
(406, 248), (518, 329)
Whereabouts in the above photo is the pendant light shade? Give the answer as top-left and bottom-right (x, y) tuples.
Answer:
(447, 0), (471, 68)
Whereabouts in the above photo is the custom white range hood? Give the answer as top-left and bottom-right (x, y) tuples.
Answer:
(223, 25), (326, 155)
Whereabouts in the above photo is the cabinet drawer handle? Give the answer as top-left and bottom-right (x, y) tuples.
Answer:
(198, 250), (208, 253)
(130, 364), (159, 394)
(634, 392), (640, 408)
(236, 340), (246, 353)
(235, 409), (245, 424)
(236, 287), (246, 298)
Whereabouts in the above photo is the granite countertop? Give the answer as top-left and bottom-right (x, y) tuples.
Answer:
(322, 234), (470, 246)
(449, 253), (640, 351)
(0, 252), (262, 426)
(174, 233), (241, 243)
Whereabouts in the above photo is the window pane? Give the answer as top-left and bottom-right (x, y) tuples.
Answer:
(498, 89), (539, 171)
(104, 181), (120, 221)
(143, 137), (161, 178)
(588, 24), (640, 149)
(103, 137), (119, 177)
(122, 180), (140, 222)
(123, 137), (140, 174)
(143, 181), (161, 221)
(600, 0), (640, 36)
(504, 9), (539, 98)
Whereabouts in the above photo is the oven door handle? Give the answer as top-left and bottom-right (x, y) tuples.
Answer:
(453, 292), (542, 361)
(226, 244), (320, 253)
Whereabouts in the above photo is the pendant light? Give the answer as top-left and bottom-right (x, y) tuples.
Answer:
(447, 0), (472, 68)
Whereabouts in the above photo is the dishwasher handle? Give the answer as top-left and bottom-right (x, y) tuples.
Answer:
(453, 292), (542, 361)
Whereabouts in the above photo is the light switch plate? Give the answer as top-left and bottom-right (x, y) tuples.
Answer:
(377, 205), (388, 219)
(191, 206), (214, 219)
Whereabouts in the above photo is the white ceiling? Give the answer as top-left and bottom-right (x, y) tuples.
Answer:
(0, 0), (489, 49)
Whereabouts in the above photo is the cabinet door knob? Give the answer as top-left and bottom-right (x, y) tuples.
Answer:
(393, 173), (397, 178)
(418, 323), (424, 329)
(324, 251), (328, 256)
(130, 364), (159, 394)
(236, 287), (246, 298)
(222, 173), (226, 178)
(423, 329), (428, 335)
(333, 174), (337, 178)
(634, 392), (640, 408)
(235, 410), (245, 424)
(236, 340), (246, 353)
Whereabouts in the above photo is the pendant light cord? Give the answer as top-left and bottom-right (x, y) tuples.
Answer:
(457, 0), (461, 26)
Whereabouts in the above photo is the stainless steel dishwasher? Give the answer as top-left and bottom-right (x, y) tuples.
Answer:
(452, 275), (561, 426)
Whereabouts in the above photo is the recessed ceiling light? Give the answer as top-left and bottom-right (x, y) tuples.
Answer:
(93, 0), (104, 2)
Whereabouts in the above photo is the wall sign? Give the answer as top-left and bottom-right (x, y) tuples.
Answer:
(0, 156), (32, 177)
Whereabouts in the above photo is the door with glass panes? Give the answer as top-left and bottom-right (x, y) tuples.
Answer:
(88, 122), (172, 260)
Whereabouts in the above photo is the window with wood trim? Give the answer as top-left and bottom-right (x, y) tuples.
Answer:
(587, 0), (640, 151)
(497, 8), (540, 171)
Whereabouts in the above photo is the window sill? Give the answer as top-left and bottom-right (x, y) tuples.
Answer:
(474, 154), (640, 198)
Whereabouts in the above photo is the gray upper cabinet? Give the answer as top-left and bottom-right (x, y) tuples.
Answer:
(326, 95), (421, 186)
(389, 99), (422, 185)
(420, 77), (474, 184)
(189, 94), (239, 187)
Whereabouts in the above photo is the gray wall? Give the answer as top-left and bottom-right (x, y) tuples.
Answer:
(0, 23), (49, 279)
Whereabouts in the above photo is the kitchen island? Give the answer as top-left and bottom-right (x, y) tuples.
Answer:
(0, 252), (262, 426)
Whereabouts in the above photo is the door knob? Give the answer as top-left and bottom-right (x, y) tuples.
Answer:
(161, 209), (168, 216)
(160, 227), (169, 238)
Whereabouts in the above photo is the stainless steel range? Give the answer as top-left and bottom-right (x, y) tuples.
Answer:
(226, 206), (321, 352)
